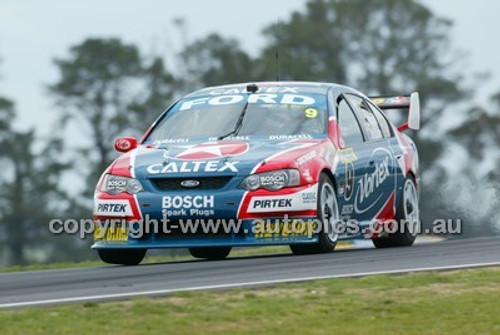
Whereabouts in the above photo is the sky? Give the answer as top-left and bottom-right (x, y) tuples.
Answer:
(0, 0), (499, 135)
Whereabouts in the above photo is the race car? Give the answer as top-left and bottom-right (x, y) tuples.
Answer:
(92, 82), (421, 265)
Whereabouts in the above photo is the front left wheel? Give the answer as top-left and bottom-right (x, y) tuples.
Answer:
(290, 173), (339, 255)
(189, 246), (232, 260)
(97, 249), (147, 265)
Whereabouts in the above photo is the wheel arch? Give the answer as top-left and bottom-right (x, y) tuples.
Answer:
(406, 171), (418, 191)
(406, 170), (420, 202)
(396, 171), (419, 215)
(320, 168), (337, 191)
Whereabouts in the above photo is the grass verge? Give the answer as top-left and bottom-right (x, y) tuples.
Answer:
(1, 267), (499, 334)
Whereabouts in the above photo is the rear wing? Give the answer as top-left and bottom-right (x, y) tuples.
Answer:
(370, 92), (420, 131)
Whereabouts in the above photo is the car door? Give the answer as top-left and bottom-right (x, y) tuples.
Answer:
(334, 95), (369, 223)
(343, 94), (397, 223)
(366, 99), (408, 206)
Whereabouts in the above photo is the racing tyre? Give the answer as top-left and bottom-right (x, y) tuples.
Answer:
(97, 249), (147, 265)
(290, 173), (339, 255)
(189, 247), (232, 260)
(373, 176), (419, 248)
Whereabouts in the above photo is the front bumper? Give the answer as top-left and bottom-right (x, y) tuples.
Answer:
(91, 217), (322, 249)
(92, 179), (322, 249)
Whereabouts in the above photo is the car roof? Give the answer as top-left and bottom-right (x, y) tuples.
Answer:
(186, 81), (362, 98)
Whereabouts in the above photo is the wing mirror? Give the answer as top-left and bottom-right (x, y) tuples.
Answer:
(114, 137), (138, 153)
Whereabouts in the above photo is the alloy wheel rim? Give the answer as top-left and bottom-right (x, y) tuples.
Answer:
(403, 179), (419, 236)
(321, 183), (339, 243)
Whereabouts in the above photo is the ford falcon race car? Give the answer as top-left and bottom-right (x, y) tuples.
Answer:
(92, 82), (421, 265)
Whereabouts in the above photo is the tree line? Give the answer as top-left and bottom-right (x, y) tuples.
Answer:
(1, 0), (499, 266)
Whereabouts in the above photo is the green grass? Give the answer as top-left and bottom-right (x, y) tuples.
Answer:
(1, 267), (499, 334)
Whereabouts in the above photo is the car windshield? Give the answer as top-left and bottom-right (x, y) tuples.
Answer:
(146, 92), (328, 143)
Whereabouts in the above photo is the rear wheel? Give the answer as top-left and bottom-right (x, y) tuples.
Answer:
(373, 176), (419, 248)
(290, 173), (339, 255)
(97, 249), (147, 265)
(189, 246), (232, 260)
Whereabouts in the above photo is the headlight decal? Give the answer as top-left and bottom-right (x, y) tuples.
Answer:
(101, 175), (144, 195)
(94, 149), (144, 224)
(240, 169), (301, 191)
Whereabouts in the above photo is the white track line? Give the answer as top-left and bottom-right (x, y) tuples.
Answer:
(1, 261), (500, 309)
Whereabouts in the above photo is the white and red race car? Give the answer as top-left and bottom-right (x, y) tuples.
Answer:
(93, 82), (420, 265)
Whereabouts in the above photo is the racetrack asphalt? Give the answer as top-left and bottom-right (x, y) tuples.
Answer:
(0, 236), (499, 308)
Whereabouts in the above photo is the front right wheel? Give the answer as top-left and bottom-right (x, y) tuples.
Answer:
(290, 173), (339, 255)
(189, 246), (232, 260)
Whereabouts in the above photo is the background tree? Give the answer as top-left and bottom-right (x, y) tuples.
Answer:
(259, 1), (347, 83)
(259, 0), (465, 102)
(179, 33), (256, 89)
(445, 92), (500, 235)
(229, 0), (467, 226)
(49, 38), (176, 195)
(0, 96), (15, 264)
(0, 99), (73, 265)
(129, 57), (176, 126)
(0, 97), (14, 148)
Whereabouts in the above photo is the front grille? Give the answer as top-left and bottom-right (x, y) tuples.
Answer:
(151, 176), (233, 191)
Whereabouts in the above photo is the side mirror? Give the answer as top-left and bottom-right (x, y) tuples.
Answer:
(114, 137), (138, 153)
(408, 92), (420, 130)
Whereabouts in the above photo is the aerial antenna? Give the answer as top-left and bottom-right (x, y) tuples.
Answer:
(275, 18), (281, 82)
(288, 39), (293, 81)
(275, 50), (280, 82)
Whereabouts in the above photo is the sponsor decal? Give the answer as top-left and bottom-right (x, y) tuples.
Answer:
(94, 224), (129, 242)
(304, 108), (318, 118)
(259, 173), (288, 189)
(253, 198), (292, 209)
(179, 93), (316, 111)
(339, 148), (358, 164)
(253, 219), (319, 239)
(162, 195), (215, 217)
(206, 86), (300, 95)
(208, 135), (249, 141)
(269, 134), (313, 140)
(175, 142), (248, 160)
(154, 138), (189, 146)
(354, 148), (394, 215)
(297, 150), (317, 165)
(247, 184), (318, 213)
(94, 199), (133, 217)
(357, 157), (390, 204)
(372, 96), (410, 108)
(301, 192), (317, 204)
(147, 160), (238, 174)
(344, 162), (355, 201)
(341, 204), (354, 220)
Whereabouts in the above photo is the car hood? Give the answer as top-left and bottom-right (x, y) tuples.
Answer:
(130, 138), (328, 179)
